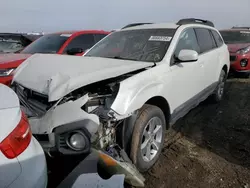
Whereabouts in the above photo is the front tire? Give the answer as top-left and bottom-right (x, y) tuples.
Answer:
(130, 104), (166, 172)
(211, 69), (226, 103)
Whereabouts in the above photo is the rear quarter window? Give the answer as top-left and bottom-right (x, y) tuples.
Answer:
(211, 30), (224, 47)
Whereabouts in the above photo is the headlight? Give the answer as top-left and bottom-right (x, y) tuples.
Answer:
(236, 46), (250, 55)
(66, 131), (86, 151)
(240, 59), (248, 67)
(0, 68), (15, 77)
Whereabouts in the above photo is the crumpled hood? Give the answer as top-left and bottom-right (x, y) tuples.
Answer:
(227, 43), (250, 53)
(0, 53), (31, 65)
(13, 54), (154, 101)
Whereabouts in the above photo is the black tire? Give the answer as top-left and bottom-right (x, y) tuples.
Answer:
(130, 104), (166, 172)
(211, 69), (226, 103)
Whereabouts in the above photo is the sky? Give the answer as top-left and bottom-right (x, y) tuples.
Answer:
(0, 0), (249, 33)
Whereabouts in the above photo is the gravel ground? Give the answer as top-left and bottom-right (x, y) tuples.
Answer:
(144, 78), (250, 188)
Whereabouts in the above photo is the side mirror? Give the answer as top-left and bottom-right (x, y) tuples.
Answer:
(66, 48), (84, 55)
(176, 49), (198, 62)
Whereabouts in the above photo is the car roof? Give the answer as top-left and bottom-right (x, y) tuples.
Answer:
(121, 19), (215, 31)
(52, 30), (110, 35)
(121, 22), (215, 31)
(122, 23), (179, 30)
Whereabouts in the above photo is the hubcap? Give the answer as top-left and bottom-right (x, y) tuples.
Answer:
(140, 117), (163, 162)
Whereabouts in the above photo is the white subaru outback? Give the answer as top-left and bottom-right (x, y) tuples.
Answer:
(11, 18), (229, 182)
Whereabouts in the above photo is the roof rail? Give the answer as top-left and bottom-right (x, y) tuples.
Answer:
(231, 26), (250, 30)
(177, 18), (214, 27)
(121, 23), (153, 29)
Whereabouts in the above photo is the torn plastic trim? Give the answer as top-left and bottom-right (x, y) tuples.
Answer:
(108, 108), (134, 121)
(29, 94), (100, 135)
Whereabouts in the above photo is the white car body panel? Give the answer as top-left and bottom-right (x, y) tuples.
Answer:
(9, 138), (47, 188)
(0, 85), (20, 142)
(13, 54), (154, 102)
(0, 147), (21, 188)
(0, 84), (22, 188)
(0, 84), (47, 188)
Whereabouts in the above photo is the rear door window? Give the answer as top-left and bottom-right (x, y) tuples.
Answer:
(195, 28), (214, 53)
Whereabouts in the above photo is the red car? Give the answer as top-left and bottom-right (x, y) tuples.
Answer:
(0, 30), (110, 85)
(220, 27), (250, 77)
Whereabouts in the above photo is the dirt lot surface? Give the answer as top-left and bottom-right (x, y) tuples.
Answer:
(144, 78), (250, 188)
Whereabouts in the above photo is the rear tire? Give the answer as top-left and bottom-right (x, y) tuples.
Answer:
(130, 104), (166, 172)
(211, 69), (226, 103)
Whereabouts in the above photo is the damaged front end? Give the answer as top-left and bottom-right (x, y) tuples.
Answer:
(11, 71), (145, 187)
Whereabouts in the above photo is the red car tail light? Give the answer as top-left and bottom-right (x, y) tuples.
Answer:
(0, 112), (32, 159)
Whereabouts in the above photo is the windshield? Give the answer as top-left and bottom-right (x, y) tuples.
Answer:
(21, 34), (69, 54)
(220, 30), (250, 44)
(0, 39), (24, 53)
(85, 29), (176, 62)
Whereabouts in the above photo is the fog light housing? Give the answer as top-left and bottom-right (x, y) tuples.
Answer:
(66, 131), (87, 151)
(240, 59), (248, 67)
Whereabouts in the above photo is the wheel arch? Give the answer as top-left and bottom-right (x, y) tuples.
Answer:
(118, 96), (171, 153)
(222, 64), (228, 74)
(145, 96), (171, 128)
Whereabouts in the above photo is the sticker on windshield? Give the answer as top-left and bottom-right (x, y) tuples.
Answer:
(149, 36), (172, 42)
(60, 34), (72, 37)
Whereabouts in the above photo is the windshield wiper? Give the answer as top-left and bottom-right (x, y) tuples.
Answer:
(106, 56), (139, 61)
(107, 56), (156, 66)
